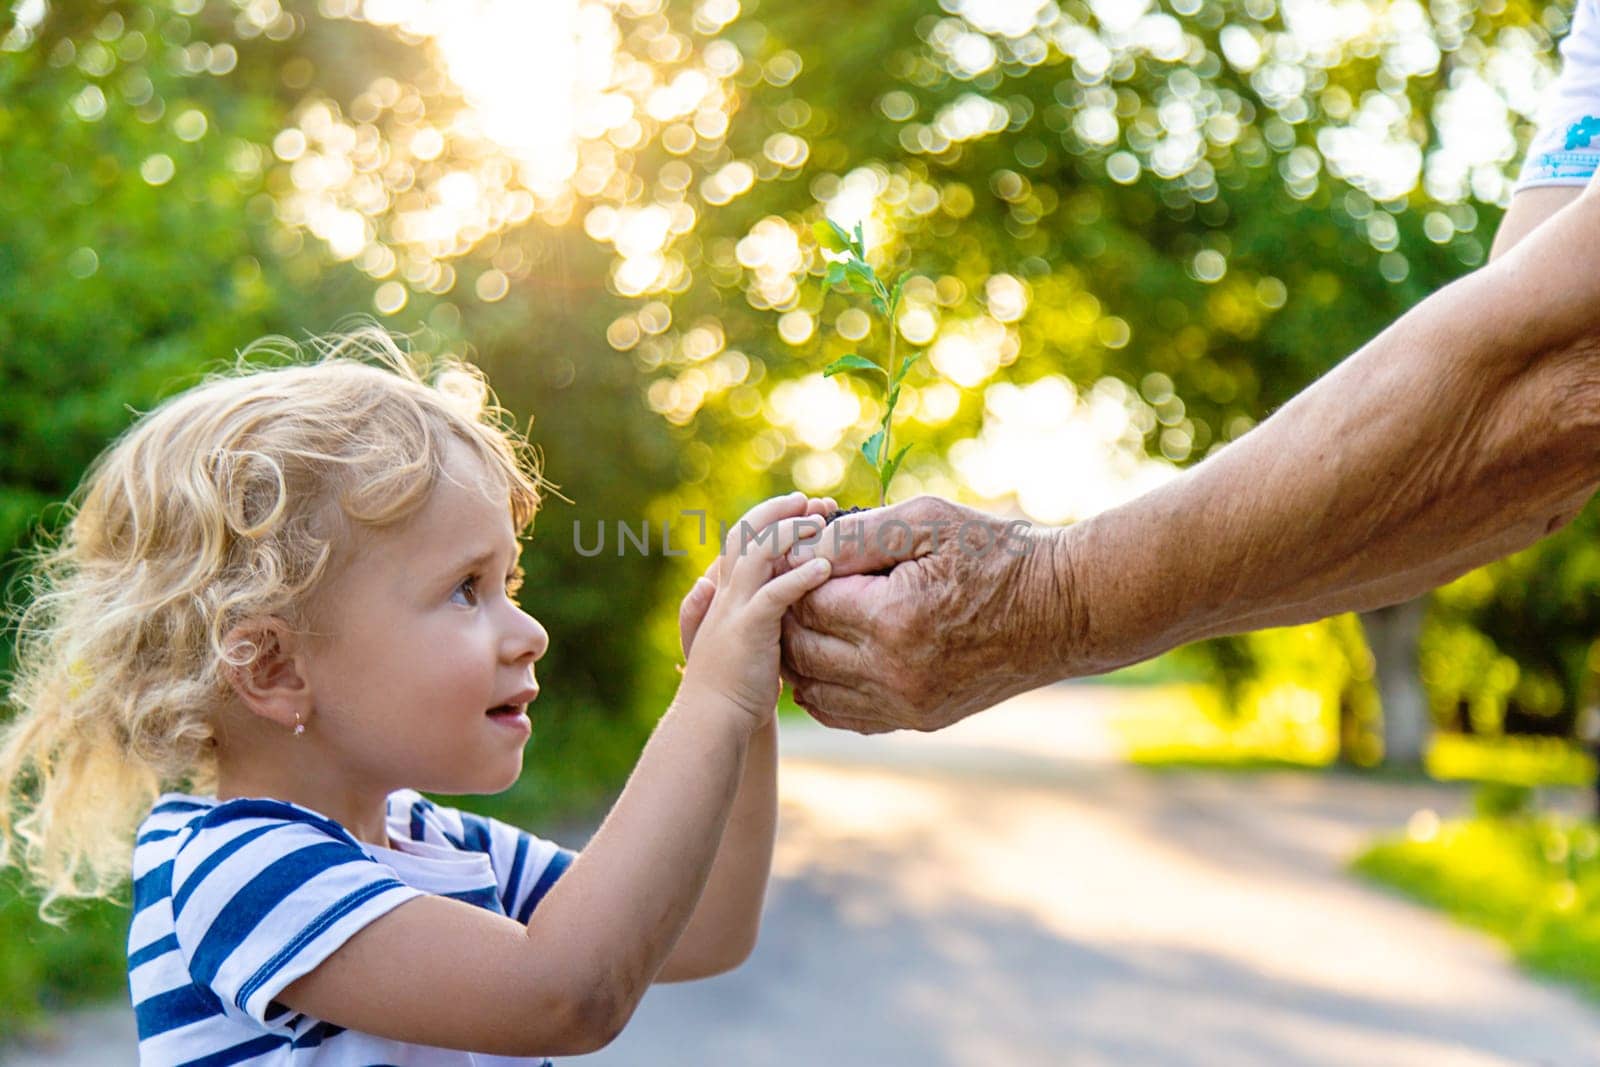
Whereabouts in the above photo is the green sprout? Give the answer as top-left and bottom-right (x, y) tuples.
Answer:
(812, 217), (922, 508)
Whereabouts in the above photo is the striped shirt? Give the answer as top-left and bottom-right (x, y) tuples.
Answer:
(129, 789), (575, 1066)
(1518, 0), (1600, 189)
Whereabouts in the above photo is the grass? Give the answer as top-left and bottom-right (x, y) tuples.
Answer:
(1355, 814), (1600, 1001)
(1108, 683), (1338, 771)
(1108, 683), (1598, 789)
(1427, 733), (1596, 789)
(0, 871), (130, 1043)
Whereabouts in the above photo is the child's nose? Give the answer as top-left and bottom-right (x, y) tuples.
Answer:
(506, 608), (549, 664)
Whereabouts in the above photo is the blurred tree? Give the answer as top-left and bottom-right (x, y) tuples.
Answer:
(1429, 498), (1600, 742)
(0, 0), (324, 658)
(1362, 598), (1429, 764)
(600, 0), (1581, 765)
(200, 0), (1590, 765)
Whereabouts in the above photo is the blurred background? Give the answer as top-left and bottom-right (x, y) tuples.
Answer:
(4, 0), (1600, 1062)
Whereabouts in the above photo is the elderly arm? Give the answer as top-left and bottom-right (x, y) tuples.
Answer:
(1059, 181), (1600, 676)
(1199, 184), (1584, 624)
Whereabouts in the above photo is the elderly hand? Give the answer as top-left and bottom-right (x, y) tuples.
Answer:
(779, 496), (1074, 733)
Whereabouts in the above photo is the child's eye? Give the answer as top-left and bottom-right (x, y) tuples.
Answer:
(451, 576), (480, 607)
(451, 564), (523, 607)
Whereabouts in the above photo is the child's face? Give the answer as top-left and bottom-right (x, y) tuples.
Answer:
(298, 439), (548, 796)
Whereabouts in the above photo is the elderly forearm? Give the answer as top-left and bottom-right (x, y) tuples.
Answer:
(1057, 191), (1600, 675)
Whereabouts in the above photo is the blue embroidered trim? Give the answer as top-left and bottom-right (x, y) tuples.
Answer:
(1565, 115), (1600, 150)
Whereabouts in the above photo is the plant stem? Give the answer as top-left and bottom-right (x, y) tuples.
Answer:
(880, 316), (897, 508)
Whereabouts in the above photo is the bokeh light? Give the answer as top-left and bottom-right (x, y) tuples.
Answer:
(951, 375), (1177, 524)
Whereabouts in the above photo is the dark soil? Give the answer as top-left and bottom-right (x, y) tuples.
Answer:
(824, 504), (875, 526)
(818, 505), (893, 575)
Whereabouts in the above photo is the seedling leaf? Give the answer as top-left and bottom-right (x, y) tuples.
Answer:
(824, 354), (887, 379)
(814, 219), (852, 253)
(861, 429), (885, 467)
(893, 350), (923, 386)
(845, 260), (878, 296)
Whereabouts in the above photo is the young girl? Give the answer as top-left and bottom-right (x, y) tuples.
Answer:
(0, 330), (836, 1064)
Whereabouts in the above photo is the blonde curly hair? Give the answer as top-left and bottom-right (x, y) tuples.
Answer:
(0, 328), (543, 920)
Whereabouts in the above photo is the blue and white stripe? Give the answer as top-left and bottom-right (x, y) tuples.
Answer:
(128, 789), (574, 1065)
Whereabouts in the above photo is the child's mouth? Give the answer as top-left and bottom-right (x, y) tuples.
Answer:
(486, 704), (532, 736)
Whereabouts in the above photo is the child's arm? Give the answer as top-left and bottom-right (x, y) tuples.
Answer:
(273, 493), (830, 1058)
(654, 498), (831, 979)
(653, 715), (777, 981)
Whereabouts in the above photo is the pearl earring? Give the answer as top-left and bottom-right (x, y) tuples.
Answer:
(293, 714), (306, 737)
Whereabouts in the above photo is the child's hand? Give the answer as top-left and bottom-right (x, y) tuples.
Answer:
(677, 492), (836, 724)
(677, 493), (836, 658)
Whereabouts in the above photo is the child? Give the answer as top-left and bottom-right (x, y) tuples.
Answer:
(0, 330), (836, 1064)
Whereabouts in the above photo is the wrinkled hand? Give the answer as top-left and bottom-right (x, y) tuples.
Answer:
(780, 496), (1074, 734)
(676, 492), (837, 724)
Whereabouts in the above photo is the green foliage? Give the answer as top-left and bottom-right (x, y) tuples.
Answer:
(1108, 678), (1339, 770)
(1119, 682), (1597, 787)
(1355, 814), (1600, 1001)
(1111, 615), (1387, 768)
(1426, 497), (1600, 742)
(1473, 782), (1536, 819)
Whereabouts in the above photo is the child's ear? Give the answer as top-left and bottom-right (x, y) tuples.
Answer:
(222, 619), (313, 730)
